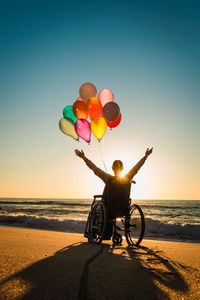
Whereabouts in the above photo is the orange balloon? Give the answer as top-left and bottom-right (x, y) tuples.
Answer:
(91, 116), (107, 141)
(73, 101), (88, 119)
(87, 97), (102, 120)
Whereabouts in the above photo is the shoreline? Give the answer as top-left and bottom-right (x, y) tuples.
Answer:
(0, 223), (199, 245)
(0, 226), (200, 299)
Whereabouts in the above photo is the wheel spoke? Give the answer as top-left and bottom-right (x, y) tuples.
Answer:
(88, 202), (106, 243)
(125, 204), (145, 246)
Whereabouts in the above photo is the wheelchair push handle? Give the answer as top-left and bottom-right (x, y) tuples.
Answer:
(93, 181), (136, 200)
(94, 195), (103, 199)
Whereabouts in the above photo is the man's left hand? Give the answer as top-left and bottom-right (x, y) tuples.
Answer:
(145, 147), (153, 157)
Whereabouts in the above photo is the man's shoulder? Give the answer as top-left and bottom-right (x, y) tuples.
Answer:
(110, 176), (129, 185)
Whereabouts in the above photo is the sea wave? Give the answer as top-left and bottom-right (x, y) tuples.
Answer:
(0, 214), (86, 233)
(0, 200), (90, 206)
(0, 213), (199, 242)
(0, 207), (89, 215)
(145, 218), (200, 241)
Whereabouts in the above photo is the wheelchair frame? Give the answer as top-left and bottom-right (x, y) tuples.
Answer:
(84, 192), (145, 246)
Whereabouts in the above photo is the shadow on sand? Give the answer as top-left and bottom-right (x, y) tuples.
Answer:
(0, 242), (190, 299)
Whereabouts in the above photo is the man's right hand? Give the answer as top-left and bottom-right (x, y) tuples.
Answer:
(75, 149), (86, 160)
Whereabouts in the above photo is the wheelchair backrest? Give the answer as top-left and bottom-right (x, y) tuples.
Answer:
(103, 179), (132, 218)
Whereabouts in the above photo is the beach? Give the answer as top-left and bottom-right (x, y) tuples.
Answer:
(0, 226), (200, 299)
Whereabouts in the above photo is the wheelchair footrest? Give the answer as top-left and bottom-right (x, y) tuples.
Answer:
(112, 231), (122, 245)
(102, 236), (112, 240)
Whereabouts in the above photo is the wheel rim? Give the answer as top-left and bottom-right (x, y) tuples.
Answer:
(88, 204), (105, 243)
(125, 205), (145, 246)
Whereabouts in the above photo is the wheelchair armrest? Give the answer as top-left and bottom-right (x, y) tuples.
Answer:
(94, 195), (103, 199)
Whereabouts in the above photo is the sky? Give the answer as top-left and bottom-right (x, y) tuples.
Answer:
(0, 0), (200, 200)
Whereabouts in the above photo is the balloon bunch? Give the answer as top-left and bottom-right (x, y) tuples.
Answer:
(59, 82), (121, 143)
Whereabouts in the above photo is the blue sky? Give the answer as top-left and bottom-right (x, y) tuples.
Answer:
(0, 0), (200, 199)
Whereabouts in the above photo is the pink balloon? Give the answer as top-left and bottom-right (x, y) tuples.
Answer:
(99, 109), (104, 117)
(75, 119), (91, 143)
(98, 88), (114, 107)
(76, 96), (84, 102)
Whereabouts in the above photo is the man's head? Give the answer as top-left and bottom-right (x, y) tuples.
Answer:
(112, 160), (123, 176)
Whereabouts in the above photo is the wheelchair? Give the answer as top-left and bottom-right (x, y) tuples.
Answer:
(84, 181), (145, 246)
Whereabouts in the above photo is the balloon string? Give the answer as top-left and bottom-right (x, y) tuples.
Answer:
(99, 138), (108, 173)
(101, 128), (111, 172)
(76, 132), (110, 175)
(101, 139), (108, 173)
(102, 160), (107, 173)
(104, 128), (110, 165)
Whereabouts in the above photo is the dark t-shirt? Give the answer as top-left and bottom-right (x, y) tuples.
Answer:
(84, 155), (147, 217)
(102, 177), (131, 217)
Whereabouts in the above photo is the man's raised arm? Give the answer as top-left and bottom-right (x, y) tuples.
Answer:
(125, 148), (153, 181)
(75, 149), (110, 183)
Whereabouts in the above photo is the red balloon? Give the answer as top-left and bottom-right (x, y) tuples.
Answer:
(107, 113), (122, 128)
(73, 101), (88, 119)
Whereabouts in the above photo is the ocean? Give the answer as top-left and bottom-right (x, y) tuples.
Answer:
(0, 198), (199, 243)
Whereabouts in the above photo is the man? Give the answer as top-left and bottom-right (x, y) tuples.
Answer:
(75, 147), (153, 218)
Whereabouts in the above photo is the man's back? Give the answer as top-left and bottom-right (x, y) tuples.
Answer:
(103, 177), (131, 218)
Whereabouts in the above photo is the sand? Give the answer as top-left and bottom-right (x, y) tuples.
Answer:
(0, 226), (200, 300)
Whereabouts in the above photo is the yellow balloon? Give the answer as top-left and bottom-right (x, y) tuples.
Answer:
(91, 116), (107, 141)
(59, 118), (79, 140)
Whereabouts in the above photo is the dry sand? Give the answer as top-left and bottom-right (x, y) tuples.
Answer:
(0, 226), (200, 299)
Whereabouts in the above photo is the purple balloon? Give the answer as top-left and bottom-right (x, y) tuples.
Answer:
(75, 119), (91, 143)
(103, 102), (120, 122)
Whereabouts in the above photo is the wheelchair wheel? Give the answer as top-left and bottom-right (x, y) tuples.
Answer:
(125, 204), (145, 246)
(88, 202), (106, 243)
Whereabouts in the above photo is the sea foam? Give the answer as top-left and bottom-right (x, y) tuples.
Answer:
(0, 214), (199, 242)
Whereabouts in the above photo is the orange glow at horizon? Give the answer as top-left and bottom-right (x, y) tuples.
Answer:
(1, 143), (200, 200)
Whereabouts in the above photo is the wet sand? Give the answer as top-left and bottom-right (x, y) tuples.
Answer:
(0, 226), (200, 299)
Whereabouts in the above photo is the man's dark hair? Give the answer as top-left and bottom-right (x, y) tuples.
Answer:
(112, 160), (123, 171)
